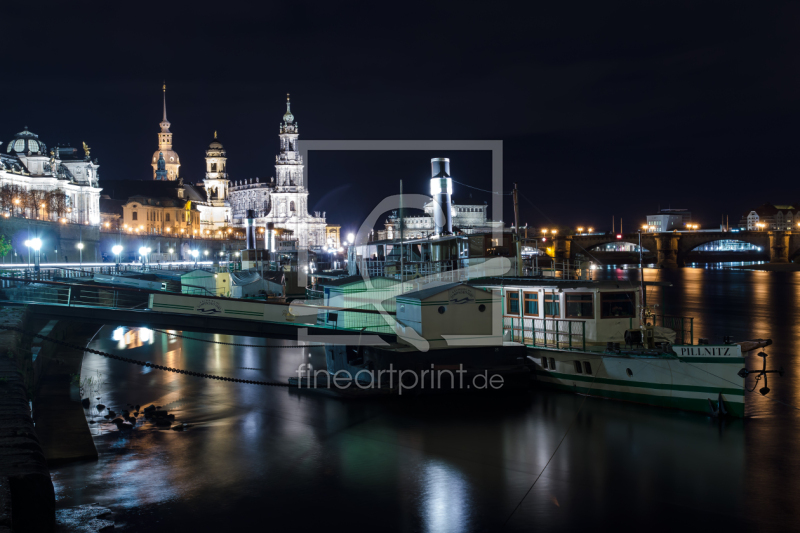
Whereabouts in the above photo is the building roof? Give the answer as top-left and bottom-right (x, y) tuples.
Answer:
(99, 197), (125, 216)
(745, 203), (799, 217)
(102, 179), (184, 202)
(5, 129), (46, 155)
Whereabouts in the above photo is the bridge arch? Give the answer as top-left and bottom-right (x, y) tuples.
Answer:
(683, 238), (765, 253)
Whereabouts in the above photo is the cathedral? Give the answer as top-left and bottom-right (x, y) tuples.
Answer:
(167, 93), (326, 249)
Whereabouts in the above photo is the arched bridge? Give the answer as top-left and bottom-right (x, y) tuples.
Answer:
(554, 231), (798, 268)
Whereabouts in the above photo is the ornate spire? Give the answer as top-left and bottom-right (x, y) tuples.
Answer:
(160, 82), (171, 133)
(283, 93), (294, 124)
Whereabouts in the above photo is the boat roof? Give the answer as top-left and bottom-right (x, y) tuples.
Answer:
(396, 282), (465, 301)
(467, 277), (644, 290)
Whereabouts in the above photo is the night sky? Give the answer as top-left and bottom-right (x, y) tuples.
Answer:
(2, 1), (798, 236)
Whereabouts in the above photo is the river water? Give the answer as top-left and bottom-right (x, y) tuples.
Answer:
(49, 267), (800, 532)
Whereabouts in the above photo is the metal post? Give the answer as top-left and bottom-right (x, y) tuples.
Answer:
(513, 183), (522, 277)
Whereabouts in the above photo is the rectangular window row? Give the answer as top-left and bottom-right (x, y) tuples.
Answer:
(507, 290), (636, 319)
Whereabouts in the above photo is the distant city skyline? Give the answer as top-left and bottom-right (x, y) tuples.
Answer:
(1, 2), (796, 233)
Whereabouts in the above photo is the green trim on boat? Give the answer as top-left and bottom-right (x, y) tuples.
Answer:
(678, 357), (745, 363)
(534, 369), (745, 396)
(539, 380), (745, 417)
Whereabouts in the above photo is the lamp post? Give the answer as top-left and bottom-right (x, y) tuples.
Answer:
(191, 249), (199, 267)
(112, 245), (123, 272)
(77, 242), (84, 269)
(30, 238), (41, 272)
(24, 240), (31, 270)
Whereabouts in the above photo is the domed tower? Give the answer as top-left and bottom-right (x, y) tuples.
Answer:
(6, 128), (46, 155)
(151, 83), (181, 180)
(203, 131), (229, 205)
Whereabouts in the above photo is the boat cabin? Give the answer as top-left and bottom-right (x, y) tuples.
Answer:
(469, 278), (642, 350)
(394, 282), (501, 348)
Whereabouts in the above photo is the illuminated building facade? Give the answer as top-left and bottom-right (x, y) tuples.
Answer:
(0, 129), (102, 225)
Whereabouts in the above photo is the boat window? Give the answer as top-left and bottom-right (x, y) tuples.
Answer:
(600, 292), (636, 318)
(584, 362), (592, 375)
(507, 291), (520, 314)
(549, 358), (555, 369)
(566, 293), (593, 318)
(573, 361), (582, 373)
(523, 292), (539, 316)
(541, 357), (548, 369)
(544, 293), (560, 317)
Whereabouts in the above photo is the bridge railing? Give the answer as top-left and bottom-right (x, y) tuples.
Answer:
(503, 316), (586, 351)
(0, 277), (152, 309)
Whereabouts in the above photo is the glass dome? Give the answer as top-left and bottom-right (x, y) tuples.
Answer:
(6, 130), (46, 155)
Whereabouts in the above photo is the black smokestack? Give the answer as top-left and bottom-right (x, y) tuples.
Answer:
(430, 158), (453, 235)
(245, 209), (257, 249)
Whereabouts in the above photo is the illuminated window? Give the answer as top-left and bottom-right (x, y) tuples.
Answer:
(14, 139), (25, 151)
(566, 293), (593, 318)
(600, 292), (636, 318)
(507, 291), (519, 314)
(544, 293), (560, 317)
(28, 140), (39, 152)
(523, 292), (538, 316)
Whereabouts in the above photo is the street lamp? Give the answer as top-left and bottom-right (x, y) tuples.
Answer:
(347, 233), (355, 244)
(23, 239), (31, 268)
(191, 249), (199, 266)
(77, 242), (84, 269)
(577, 227), (584, 235)
(588, 227), (594, 233)
(30, 238), (41, 271)
(112, 245), (123, 270)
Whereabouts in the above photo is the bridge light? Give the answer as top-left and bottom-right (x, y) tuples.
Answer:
(588, 227), (593, 233)
(616, 234), (622, 239)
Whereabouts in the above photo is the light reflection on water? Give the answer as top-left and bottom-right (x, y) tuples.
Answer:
(49, 268), (800, 532)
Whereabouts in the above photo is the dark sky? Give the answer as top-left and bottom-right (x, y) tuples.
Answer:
(2, 1), (799, 236)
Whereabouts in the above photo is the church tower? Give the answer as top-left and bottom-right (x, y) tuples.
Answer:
(203, 131), (229, 206)
(275, 94), (304, 189)
(151, 83), (181, 180)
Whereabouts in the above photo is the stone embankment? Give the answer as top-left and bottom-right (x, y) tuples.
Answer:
(0, 308), (54, 533)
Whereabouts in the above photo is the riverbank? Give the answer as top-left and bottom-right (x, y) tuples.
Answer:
(33, 322), (100, 465)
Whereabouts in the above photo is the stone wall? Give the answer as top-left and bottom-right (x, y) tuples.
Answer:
(0, 307), (55, 532)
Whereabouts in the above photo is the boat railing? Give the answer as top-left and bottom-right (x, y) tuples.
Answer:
(504, 316), (586, 351)
(653, 315), (694, 345)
